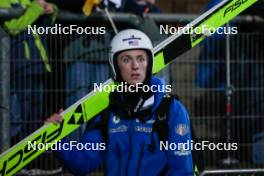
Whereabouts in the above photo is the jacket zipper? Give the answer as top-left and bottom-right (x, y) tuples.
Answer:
(136, 141), (145, 176)
(126, 121), (133, 176)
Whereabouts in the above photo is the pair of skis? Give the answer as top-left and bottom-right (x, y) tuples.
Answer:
(0, 0), (257, 175)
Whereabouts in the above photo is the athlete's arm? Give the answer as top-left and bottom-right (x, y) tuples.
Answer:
(46, 113), (105, 175)
(166, 99), (194, 176)
(54, 129), (105, 175)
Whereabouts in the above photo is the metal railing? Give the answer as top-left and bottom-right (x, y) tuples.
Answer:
(0, 27), (10, 152)
(200, 169), (264, 176)
(1, 8), (264, 24)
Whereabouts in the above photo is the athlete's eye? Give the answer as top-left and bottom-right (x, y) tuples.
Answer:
(138, 56), (146, 63)
(121, 56), (131, 63)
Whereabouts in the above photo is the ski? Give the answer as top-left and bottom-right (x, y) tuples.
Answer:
(0, 0), (257, 175)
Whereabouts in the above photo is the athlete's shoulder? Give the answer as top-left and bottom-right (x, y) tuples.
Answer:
(166, 94), (190, 123)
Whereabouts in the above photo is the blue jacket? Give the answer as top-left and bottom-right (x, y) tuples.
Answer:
(56, 77), (193, 176)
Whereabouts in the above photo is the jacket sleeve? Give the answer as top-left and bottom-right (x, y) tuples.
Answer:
(54, 115), (105, 176)
(166, 99), (194, 176)
(3, 0), (44, 35)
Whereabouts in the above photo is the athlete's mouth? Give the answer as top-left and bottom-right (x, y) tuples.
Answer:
(131, 73), (140, 78)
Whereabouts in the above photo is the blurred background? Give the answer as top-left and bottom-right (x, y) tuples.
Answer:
(0, 0), (263, 175)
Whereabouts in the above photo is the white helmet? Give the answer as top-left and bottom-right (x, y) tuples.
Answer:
(109, 29), (154, 82)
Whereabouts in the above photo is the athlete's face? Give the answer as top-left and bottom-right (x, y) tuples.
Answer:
(117, 49), (148, 85)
